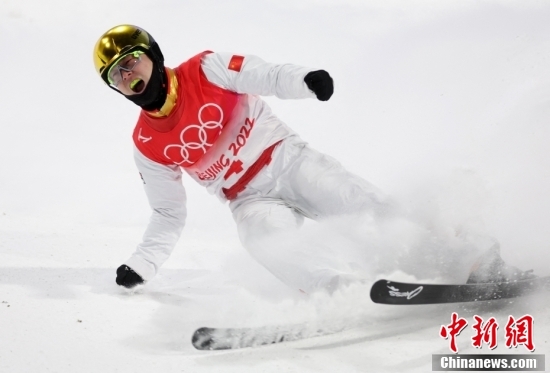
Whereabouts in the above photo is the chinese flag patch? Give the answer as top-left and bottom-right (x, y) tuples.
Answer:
(228, 55), (245, 72)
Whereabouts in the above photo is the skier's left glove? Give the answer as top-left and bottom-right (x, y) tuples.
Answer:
(116, 264), (144, 288)
(304, 70), (334, 101)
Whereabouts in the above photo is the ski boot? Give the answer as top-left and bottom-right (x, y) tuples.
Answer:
(467, 244), (536, 284)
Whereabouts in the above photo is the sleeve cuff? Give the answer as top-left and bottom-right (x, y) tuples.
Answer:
(124, 255), (157, 281)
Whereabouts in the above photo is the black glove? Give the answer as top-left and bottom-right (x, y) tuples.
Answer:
(116, 265), (144, 288)
(304, 70), (334, 101)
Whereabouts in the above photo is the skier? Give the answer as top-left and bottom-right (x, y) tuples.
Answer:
(93, 25), (532, 293)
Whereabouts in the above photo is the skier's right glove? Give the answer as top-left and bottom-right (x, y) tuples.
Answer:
(116, 264), (144, 288)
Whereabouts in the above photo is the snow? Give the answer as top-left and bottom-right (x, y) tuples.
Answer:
(1, 0), (550, 372)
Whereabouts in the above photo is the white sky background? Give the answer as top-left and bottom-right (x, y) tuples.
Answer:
(1, 1), (550, 372)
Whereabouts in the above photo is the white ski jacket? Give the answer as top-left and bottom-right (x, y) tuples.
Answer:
(125, 51), (317, 280)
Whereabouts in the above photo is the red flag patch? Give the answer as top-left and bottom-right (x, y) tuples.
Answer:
(228, 55), (244, 72)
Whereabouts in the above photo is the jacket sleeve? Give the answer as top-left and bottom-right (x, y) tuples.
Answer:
(200, 52), (318, 100)
(124, 145), (187, 281)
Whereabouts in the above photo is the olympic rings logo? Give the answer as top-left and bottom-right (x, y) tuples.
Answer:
(164, 103), (224, 165)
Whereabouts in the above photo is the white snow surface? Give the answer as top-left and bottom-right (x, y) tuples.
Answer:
(1, 0), (550, 372)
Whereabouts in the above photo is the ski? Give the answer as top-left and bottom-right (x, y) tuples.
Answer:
(370, 276), (550, 305)
(192, 276), (550, 350)
(192, 323), (345, 351)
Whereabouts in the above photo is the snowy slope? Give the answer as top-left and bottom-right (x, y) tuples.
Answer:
(1, 1), (550, 372)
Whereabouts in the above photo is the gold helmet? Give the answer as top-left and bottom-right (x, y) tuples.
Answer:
(93, 25), (163, 85)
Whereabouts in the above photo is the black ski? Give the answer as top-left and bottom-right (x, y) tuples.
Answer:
(192, 323), (337, 351)
(370, 276), (550, 305)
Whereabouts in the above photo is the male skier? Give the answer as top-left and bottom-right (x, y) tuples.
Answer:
(93, 25), (531, 293)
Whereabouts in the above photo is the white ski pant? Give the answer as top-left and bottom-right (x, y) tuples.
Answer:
(229, 136), (390, 293)
(229, 137), (495, 293)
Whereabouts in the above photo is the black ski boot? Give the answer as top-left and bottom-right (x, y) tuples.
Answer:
(467, 244), (536, 284)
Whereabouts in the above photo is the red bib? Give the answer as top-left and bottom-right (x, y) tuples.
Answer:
(133, 51), (241, 167)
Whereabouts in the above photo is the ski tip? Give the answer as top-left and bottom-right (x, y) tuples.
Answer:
(192, 327), (216, 350)
(370, 279), (390, 303)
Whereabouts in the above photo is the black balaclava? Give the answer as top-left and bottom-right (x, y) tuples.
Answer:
(122, 42), (168, 111)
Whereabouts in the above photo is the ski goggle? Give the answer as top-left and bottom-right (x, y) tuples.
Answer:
(107, 51), (144, 87)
